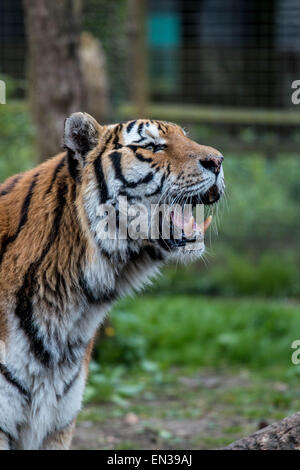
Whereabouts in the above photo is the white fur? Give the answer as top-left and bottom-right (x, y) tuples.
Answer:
(122, 122), (166, 147)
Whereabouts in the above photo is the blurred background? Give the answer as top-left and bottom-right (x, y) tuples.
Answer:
(1, 0), (300, 449)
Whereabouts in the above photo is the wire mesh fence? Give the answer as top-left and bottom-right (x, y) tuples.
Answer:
(0, 0), (300, 109)
(0, 0), (25, 79)
(148, 0), (300, 108)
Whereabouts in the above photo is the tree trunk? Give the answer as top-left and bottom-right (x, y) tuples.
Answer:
(79, 32), (109, 125)
(24, 0), (85, 161)
(223, 412), (300, 450)
(127, 0), (148, 117)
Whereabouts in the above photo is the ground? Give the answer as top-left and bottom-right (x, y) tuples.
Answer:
(72, 368), (299, 450)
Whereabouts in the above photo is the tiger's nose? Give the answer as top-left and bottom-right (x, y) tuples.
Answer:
(200, 154), (224, 175)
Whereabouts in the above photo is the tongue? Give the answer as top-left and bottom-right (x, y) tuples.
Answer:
(171, 211), (212, 237)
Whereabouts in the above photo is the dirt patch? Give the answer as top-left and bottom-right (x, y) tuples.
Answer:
(71, 370), (266, 450)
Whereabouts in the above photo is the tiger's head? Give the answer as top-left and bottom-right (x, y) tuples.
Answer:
(64, 112), (225, 263)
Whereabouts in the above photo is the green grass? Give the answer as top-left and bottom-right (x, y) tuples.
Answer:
(87, 293), (300, 407)
(82, 293), (300, 448)
(96, 294), (300, 373)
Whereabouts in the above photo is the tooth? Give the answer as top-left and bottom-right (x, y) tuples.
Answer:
(198, 215), (212, 233)
(184, 216), (194, 237)
(203, 215), (212, 233)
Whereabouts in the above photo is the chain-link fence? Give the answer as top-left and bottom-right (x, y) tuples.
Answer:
(1, 0), (300, 109)
(148, 0), (300, 108)
(0, 0), (25, 79)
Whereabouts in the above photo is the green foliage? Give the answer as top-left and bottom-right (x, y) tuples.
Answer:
(214, 252), (298, 297)
(84, 362), (145, 405)
(155, 250), (300, 298)
(86, 294), (300, 403)
(95, 315), (147, 367)
(0, 74), (27, 100)
(85, 359), (164, 405)
(0, 100), (36, 182)
(95, 295), (300, 371)
(221, 153), (300, 254)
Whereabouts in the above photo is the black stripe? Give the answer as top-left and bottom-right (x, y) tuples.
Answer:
(100, 246), (129, 265)
(137, 122), (144, 136)
(156, 236), (178, 251)
(110, 151), (154, 189)
(144, 245), (164, 261)
(0, 363), (30, 401)
(127, 144), (138, 153)
(146, 173), (166, 197)
(119, 190), (142, 201)
(70, 179), (77, 202)
(14, 176), (68, 367)
(78, 273), (117, 305)
(133, 122), (146, 143)
(112, 123), (123, 149)
(101, 245), (164, 265)
(93, 133), (115, 204)
(59, 337), (86, 367)
(126, 120), (136, 133)
(0, 173), (39, 266)
(156, 121), (165, 134)
(150, 163), (160, 170)
(128, 245), (164, 263)
(135, 152), (153, 163)
(94, 152), (109, 204)
(46, 157), (66, 193)
(160, 122), (169, 134)
(133, 137), (146, 143)
(62, 365), (82, 396)
(0, 425), (14, 448)
(67, 149), (81, 182)
(0, 175), (22, 197)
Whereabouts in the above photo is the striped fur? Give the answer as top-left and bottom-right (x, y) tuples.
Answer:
(0, 113), (224, 449)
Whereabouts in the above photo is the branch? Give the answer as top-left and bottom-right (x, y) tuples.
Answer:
(223, 412), (300, 450)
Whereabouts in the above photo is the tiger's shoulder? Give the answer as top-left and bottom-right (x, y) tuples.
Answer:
(0, 152), (80, 281)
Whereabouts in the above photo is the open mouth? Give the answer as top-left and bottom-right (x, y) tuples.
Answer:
(170, 210), (212, 238)
(156, 183), (222, 250)
(158, 207), (211, 250)
(189, 184), (221, 206)
(201, 184), (221, 205)
(170, 184), (221, 238)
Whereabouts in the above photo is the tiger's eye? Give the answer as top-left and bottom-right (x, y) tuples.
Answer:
(145, 143), (155, 151)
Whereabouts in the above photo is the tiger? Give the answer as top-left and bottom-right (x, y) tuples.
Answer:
(0, 113), (224, 450)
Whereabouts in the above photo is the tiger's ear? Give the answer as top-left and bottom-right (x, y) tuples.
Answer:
(64, 112), (101, 160)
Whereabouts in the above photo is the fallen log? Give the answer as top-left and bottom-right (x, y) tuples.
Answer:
(223, 412), (300, 450)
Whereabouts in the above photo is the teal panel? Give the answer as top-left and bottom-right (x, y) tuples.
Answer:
(148, 12), (181, 47)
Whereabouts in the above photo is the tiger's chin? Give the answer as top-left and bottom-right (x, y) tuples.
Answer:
(150, 179), (224, 264)
(150, 204), (214, 264)
(151, 232), (206, 264)
(167, 241), (206, 264)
